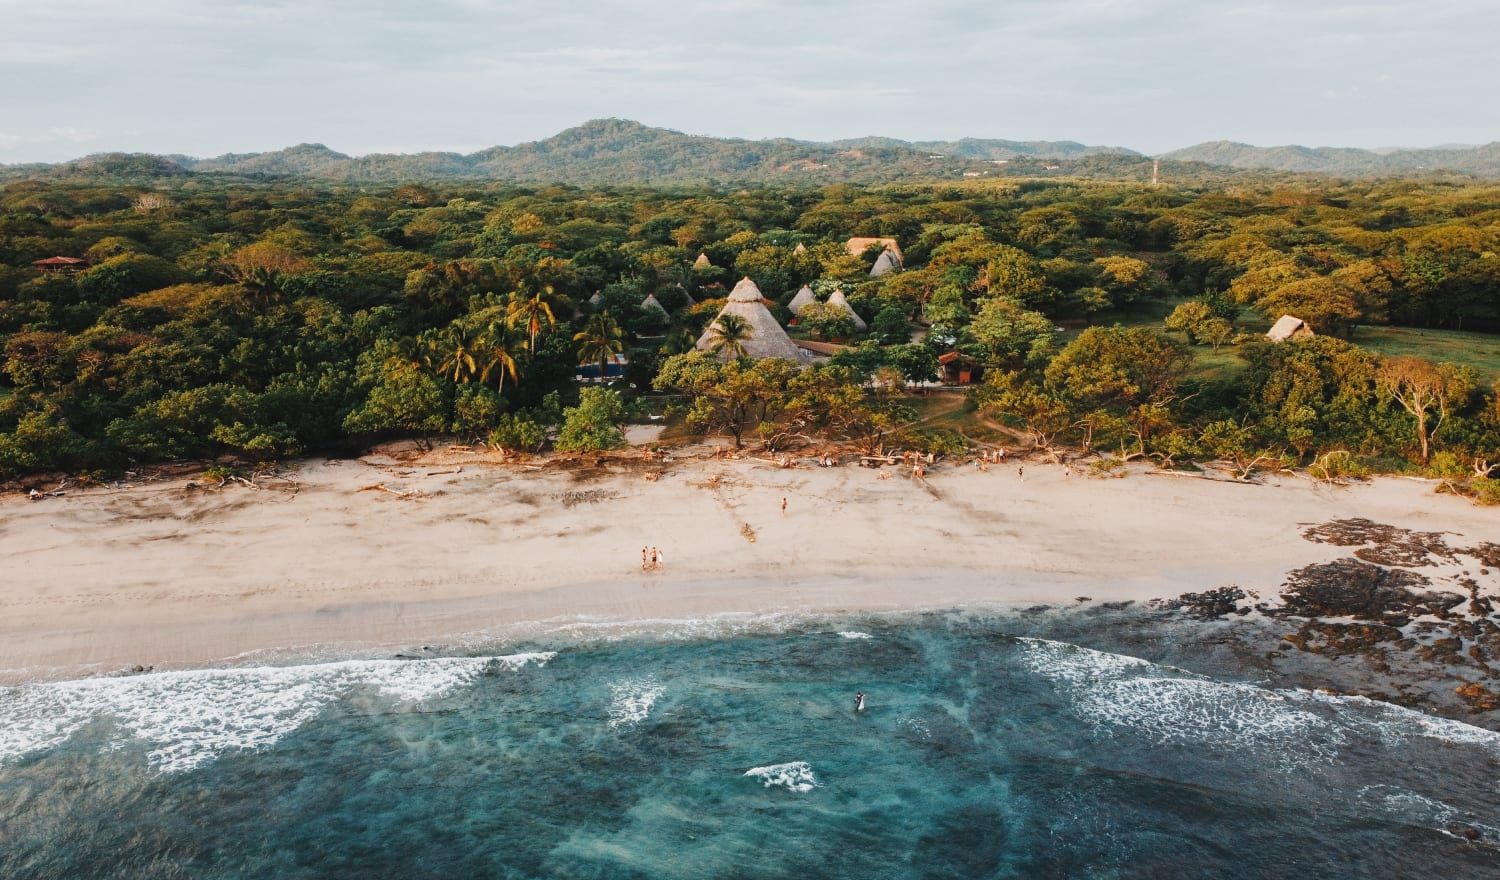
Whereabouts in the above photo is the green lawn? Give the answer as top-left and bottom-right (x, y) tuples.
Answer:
(1066, 298), (1500, 385)
(1350, 326), (1500, 384)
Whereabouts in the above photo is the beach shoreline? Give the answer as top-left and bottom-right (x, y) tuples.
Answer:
(2, 447), (1495, 684)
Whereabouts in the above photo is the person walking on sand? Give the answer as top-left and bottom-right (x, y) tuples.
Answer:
(641, 547), (649, 571)
(651, 547), (664, 571)
(1017, 466), (1024, 479)
(781, 496), (788, 514)
(855, 692), (866, 713)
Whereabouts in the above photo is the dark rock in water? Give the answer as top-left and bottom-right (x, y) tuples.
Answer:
(1277, 559), (1461, 624)
(1155, 586), (1248, 620)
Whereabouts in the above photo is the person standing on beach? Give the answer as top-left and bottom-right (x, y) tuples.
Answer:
(641, 547), (649, 571)
(1018, 466), (1024, 479)
(781, 496), (788, 514)
(652, 547), (664, 571)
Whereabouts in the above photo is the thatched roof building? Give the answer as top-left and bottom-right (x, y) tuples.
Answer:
(826, 289), (868, 331)
(641, 294), (668, 316)
(794, 242), (808, 254)
(870, 249), (902, 277)
(693, 252), (713, 269)
(787, 285), (817, 316)
(1266, 315), (1314, 342)
(695, 277), (810, 363)
(588, 291), (603, 307)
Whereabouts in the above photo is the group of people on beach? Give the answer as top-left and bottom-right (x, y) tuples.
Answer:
(640, 546), (665, 571)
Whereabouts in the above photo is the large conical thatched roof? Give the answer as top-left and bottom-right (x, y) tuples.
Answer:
(693, 252), (712, 269)
(696, 278), (809, 363)
(826, 289), (868, 331)
(787, 285), (817, 316)
(870, 249), (901, 277)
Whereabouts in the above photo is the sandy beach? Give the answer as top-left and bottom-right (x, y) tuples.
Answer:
(2, 446), (1495, 682)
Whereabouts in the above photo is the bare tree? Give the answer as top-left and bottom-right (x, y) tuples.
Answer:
(1377, 357), (1476, 465)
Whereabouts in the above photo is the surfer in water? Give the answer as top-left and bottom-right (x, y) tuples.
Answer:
(855, 692), (866, 713)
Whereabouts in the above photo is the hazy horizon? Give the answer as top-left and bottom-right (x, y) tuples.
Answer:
(2, 0), (1496, 163)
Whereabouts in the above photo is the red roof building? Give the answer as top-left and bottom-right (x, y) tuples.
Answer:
(32, 256), (88, 273)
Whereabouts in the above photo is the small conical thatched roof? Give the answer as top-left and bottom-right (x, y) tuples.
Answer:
(827, 289), (868, 332)
(693, 252), (712, 269)
(641, 294), (668, 315)
(787, 285), (817, 316)
(794, 242), (808, 254)
(588, 291), (603, 306)
(870, 249), (901, 277)
(676, 282), (695, 305)
(696, 278), (809, 363)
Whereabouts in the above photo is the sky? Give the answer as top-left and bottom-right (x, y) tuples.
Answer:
(1, 0), (1496, 163)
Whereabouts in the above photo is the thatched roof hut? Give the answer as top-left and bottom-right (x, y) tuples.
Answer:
(826, 289), (868, 332)
(693, 252), (713, 269)
(793, 242), (808, 254)
(641, 294), (668, 316)
(787, 285), (817, 316)
(695, 278), (810, 363)
(870, 249), (901, 277)
(1266, 314), (1314, 342)
(588, 291), (603, 307)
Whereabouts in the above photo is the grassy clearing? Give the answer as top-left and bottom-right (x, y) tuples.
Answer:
(1350, 326), (1500, 384)
(1064, 297), (1500, 385)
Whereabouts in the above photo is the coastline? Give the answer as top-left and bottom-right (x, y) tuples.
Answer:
(2, 448), (1495, 683)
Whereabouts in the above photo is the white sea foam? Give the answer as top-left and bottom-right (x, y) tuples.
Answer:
(1073, 677), (1346, 767)
(745, 761), (819, 793)
(1297, 691), (1500, 751)
(1018, 638), (1500, 771)
(0, 653), (553, 773)
(1358, 785), (1500, 844)
(837, 631), (873, 640)
(1018, 639), (1341, 768)
(608, 677), (665, 729)
(1015, 637), (1155, 688)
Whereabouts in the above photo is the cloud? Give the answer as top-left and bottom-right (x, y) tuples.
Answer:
(0, 0), (1495, 161)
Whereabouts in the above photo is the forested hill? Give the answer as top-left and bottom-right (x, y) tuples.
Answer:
(0, 120), (1154, 185)
(5, 120), (1500, 184)
(1164, 140), (1500, 177)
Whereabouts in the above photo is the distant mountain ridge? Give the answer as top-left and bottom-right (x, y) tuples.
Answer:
(1163, 140), (1500, 176)
(4, 119), (1499, 184)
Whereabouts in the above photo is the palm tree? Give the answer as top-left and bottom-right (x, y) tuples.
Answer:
(431, 325), (478, 383)
(506, 285), (557, 352)
(660, 324), (697, 357)
(478, 323), (520, 394)
(573, 312), (626, 381)
(707, 313), (753, 359)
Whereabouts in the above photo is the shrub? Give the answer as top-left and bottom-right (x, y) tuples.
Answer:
(555, 388), (627, 452)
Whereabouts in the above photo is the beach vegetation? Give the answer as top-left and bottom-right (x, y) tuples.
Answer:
(0, 172), (1498, 481)
(555, 387), (627, 452)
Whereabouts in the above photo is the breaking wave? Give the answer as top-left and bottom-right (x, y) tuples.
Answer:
(745, 761), (819, 793)
(608, 677), (665, 729)
(0, 653), (554, 773)
(1015, 637), (1500, 771)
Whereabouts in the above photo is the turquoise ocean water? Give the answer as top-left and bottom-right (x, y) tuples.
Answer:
(2, 613), (1498, 878)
